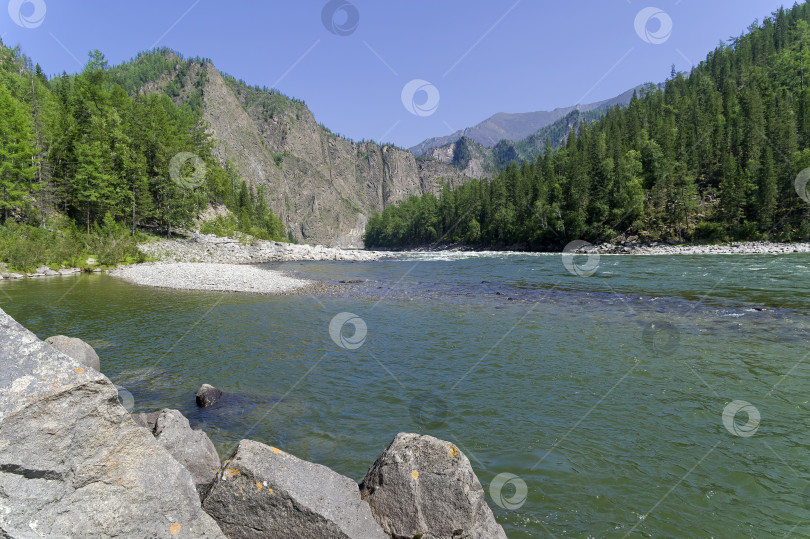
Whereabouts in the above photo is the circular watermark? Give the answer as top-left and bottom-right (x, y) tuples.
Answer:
(401, 79), (440, 117)
(634, 7), (672, 45)
(795, 168), (810, 203)
(408, 391), (450, 429)
(641, 321), (680, 356)
(115, 384), (135, 412)
(329, 312), (367, 350)
(489, 472), (528, 510)
(169, 152), (206, 190)
(321, 0), (359, 36)
(97, 384), (135, 424)
(8, 0), (46, 29)
(561, 240), (600, 277)
(722, 400), (760, 438)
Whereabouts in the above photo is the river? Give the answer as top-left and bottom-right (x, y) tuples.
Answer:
(3, 251), (810, 537)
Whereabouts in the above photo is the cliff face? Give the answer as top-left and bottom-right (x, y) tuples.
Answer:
(176, 61), (470, 247)
(423, 136), (496, 179)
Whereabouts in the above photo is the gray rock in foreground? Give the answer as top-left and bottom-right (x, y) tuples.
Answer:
(360, 433), (507, 539)
(203, 439), (386, 539)
(131, 410), (161, 431)
(0, 307), (223, 538)
(153, 409), (221, 493)
(44, 335), (101, 372)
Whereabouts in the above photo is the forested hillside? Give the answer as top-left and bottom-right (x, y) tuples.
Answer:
(365, 4), (810, 249)
(0, 42), (284, 270)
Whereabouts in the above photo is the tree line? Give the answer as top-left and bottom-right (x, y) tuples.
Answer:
(365, 3), (810, 249)
(0, 43), (284, 241)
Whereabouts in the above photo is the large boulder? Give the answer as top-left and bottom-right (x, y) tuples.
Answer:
(0, 307), (223, 537)
(44, 335), (101, 372)
(202, 439), (386, 538)
(196, 383), (223, 407)
(153, 409), (221, 493)
(131, 410), (161, 432)
(360, 433), (507, 539)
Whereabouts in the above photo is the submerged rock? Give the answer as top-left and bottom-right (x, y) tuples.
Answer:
(196, 383), (224, 407)
(203, 439), (386, 539)
(0, 307), (223, 537)
(44, 335), (101, 372)
(360, 432), (507, 539)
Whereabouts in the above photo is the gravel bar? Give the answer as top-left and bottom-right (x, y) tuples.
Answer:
(109, 262), (312, 294)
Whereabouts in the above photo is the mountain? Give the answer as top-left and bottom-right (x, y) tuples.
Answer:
(409, 86), (641, 157)
(111, 51), (471, 247)
(366, 3), (810, 249)
(420, 107), (612, 178)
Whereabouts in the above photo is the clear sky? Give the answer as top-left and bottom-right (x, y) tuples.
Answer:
(1, 0), (792, 148)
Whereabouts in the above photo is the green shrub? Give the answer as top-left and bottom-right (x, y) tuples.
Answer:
(0, 220), (147, 272)
(732, 221), (761, 241)
(693, 221), (727, 242)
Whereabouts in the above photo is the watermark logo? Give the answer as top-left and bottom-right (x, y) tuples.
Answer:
(329, 312), (367, 349)
(634, 7), (672, 45)
(489, 472), (528, 510)
(115, 385), (135, 412)
(8, 0), (46, 28)
(722, 400), (760, 437)
(401, 79), (440, 117)
(321, 0), (359, 36)
(561, 240), (600, 277)
(642, 321), (680, 356)
(98, 384), (135, 423)
(408, 391), (450, 429)
(795, 168), (810, 203)
(169, 152), (206, 190)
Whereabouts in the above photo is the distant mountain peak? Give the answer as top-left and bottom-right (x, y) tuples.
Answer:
(409, 86), (644, 156)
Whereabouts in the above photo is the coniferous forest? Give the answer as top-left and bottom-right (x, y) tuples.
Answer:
(0, 44), (284, 270)
(365, 4), (810, 249)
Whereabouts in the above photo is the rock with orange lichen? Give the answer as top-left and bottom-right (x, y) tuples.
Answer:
(202, 439), (386, 538)
(360, 433), (507, 539)
(0, 308), (224, 538)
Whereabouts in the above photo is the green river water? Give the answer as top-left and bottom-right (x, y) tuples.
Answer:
(2, 251), (810, 537)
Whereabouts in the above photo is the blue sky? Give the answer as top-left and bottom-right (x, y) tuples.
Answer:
(1, 0), (791, 148)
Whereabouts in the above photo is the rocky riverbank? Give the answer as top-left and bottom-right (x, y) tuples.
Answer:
(584, 240), (810, 255)
(140, 233), (389, 263)
(391, 239), (810, 256)
(0, 263), (86, 281)
(0, 308), (507, 538)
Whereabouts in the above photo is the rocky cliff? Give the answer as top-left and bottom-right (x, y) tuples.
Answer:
(119, 52), (471, 247)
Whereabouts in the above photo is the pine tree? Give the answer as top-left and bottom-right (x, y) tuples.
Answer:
(0, 84), (37, 224)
